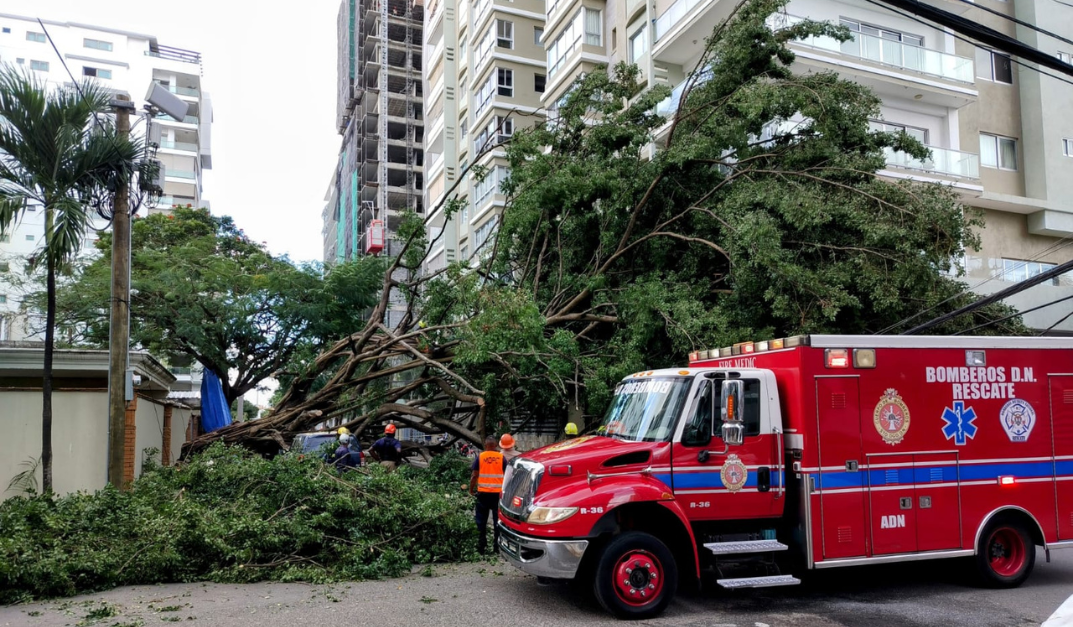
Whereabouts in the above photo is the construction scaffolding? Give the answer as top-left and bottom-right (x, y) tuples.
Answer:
(334, 0), (424, 265)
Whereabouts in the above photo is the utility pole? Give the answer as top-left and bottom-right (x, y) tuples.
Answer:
(107, 95), (136, 488)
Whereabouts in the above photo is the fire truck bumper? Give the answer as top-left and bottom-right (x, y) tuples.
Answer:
(497, 522), (589, 580)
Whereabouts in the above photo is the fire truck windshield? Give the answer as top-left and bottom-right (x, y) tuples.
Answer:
(596, 376), (692, 442)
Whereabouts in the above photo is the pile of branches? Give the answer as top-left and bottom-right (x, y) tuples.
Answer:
(0, 444), (477, 603)
(184, 0), (1026, 457)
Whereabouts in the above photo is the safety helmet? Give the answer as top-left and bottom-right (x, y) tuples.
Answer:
(339, 434), (352, 445)
(499, 434), (516, 450)
(564, 422), (579, 435)
(338, 427), (351, 436)
(385, 424), (397, 435)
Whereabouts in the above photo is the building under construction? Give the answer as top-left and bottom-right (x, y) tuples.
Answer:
(332, 0), (424, 263)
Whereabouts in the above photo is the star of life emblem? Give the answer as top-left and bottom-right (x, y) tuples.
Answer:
(941, 401), (978, 446)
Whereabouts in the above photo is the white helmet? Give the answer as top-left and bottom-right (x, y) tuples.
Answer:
(339, 434), (352, 445)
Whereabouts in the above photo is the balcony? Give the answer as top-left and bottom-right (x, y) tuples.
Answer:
(882, 145), (980, 180)
(770, 14), (976, 107)
(159, 139), (198, 152)
(156, 113), (200, 125)
(166, 170), (198, 180)
(154, 81), (200, 98)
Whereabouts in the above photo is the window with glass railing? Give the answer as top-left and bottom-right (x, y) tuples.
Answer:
(475, 26), (494, 69)
(840, 19), (923, 71)
(474, 215), (499, 253)
(1001, 259), (1063, 286)
(547, 9), (600, 77)
(474, 71), (495, 115)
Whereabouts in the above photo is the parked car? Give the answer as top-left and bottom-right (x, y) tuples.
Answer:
(289, 432), (338, 458)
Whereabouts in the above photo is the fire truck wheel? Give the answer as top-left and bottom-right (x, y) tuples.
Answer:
(592, 531), (678, 620)
(975, 519), (1035, 588)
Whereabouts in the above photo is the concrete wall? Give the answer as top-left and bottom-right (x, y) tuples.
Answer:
(0, 390), (191, 501)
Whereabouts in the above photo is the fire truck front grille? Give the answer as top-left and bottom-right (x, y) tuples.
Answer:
(500, 460), (544, 522)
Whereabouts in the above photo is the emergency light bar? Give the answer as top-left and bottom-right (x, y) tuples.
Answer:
(688, 335), (879, 370)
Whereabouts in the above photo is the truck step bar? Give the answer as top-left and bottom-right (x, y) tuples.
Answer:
(717, 574), (801, 589)
(704, 540), (789, 555)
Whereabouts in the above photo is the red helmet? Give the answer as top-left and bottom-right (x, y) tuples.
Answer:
(385, 424), (397, 435)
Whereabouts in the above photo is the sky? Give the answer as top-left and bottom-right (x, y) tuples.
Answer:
(10, 0), (341, 264)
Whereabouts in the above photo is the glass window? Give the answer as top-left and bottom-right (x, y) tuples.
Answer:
(1003, 258), (1060, 286)
(26, 31), (46, 43)
(30, 60), (49, 72)
(976, 48), (1012, 84)
(682, 379), (714, 446)
(980, 133), (1017, 170)
(25, 234), (35, 241)
(534, 26), (544, 45)
(84, 38), (113, 51)
(459, 38), (467, 59)
(871, 120), (927, 144)
(0, 295), (7, 304)
(598, 377), (692, 442)
(2, 28), (10, 34)
(83, 67), (112, 79)
(629, 26), (647, 64)
(1063, 138), (1073, 157)
(1060, 51), (1072, 64)
(0, 261), (9, 272)
(497, 19), (513, 49)
(497, 67), (513, 97)
(584, 8), (602, 46)
(534, 73), (546, 93)
(460, 119), (468, 138)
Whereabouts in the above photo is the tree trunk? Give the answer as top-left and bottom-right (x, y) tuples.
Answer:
(42, 251), (56, 493)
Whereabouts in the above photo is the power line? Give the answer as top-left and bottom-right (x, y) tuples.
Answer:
(872, 0), (1073, 78)
(863, 0), (1073, 89)
(1039, 307), (1073, 335)
(951, 0), (1073, 49)
(875, 237), (1073, 334)
(952, 293), (1073, 335)
(904, 257), (1073, 333)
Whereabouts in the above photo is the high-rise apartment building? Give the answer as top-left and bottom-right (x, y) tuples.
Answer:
(332, 0), (425, 264)
(515, 0), (1073, 332)
(0, 13), (213, 342)
(421, 0), (548, 270)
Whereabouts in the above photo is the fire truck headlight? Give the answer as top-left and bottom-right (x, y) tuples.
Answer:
(526, 507), (579, 525)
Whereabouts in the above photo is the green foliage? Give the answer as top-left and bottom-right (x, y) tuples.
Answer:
(0, 443), (479, 603)
(53, 208), (383, 404)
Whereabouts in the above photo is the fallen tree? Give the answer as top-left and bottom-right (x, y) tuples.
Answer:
(185, 0), (1026, 457)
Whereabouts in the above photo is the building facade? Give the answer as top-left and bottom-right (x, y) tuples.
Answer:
(410, 0), (1073, 333)
(331, 0), (425, 265)
(421, 0), (547, 271)
(0, 13), (213, 341)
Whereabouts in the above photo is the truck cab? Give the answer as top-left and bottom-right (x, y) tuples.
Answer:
(497, 367), (791, 619)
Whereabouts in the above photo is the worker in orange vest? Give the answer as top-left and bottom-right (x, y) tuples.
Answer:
(468, 435), (504, 555)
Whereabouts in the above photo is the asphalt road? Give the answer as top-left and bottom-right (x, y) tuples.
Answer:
(2, 549), (1070, 627)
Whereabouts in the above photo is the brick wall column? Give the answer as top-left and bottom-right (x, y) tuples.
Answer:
(122, 395), (138, 488)
(162, 405), (173, 466)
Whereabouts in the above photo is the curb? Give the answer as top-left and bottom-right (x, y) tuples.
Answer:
(1043, 593), (1073, 627)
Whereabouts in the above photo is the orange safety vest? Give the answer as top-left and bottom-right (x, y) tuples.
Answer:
(477, 451), (505, 493)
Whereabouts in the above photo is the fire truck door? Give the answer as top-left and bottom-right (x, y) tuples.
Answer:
(866, 453), (916, 555)
(671, 377), (781, 520)
(914, 452), (960, 552)
(816, 376), (868, 559)
(1053, 375), (1073, 540)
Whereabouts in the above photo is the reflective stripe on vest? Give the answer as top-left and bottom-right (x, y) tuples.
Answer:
(477, 451), (505, 493)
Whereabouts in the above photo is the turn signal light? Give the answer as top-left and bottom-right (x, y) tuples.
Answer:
(999, 476), (1016, 486)
(853, 348), (877, 369)
(825, 349), (850, 368)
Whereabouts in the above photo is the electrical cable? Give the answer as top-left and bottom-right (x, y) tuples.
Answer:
(863, 0), (1073, 88)
(1038, 307), (1073, 335)
(952, 292), (1073, 334)
(875, 237), (1073, 334)
(951, 0), (1073, 49)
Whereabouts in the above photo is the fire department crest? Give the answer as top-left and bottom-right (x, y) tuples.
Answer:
(873, 388), (911, 446)
(1000, 398), (1035, 442)
(720, 454), (748, 493)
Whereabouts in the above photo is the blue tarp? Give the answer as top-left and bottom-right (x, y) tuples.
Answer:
(200, 369), (233, 433)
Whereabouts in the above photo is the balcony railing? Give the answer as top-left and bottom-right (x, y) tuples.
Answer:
(769, 14), (974, 84)
(656, 71), (712, 116)
(157, 195), (197, 207)
(883, 145), (980, 179)
(166, 170), (198, 180)
(155, 82), (200, 97)
(159, 139), (198, 152)
(145, 44), (201, 64)
(156, 113), (200, 124)
(654, 0), (707, 42)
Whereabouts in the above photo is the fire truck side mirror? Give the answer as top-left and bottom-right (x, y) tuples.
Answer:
(720, 380), (745, 446)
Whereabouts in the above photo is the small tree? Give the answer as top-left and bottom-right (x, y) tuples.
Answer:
(0, 66), (137, 492)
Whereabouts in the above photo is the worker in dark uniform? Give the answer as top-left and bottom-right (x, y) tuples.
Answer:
(332, 434), (358, 471)
(370, 423), (403, 471)
(469, 436), (504, 555)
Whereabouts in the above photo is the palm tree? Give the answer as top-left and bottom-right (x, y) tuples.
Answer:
(0, 65), (137, 492)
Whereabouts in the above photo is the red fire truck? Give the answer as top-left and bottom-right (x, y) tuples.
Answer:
(496, 335), (1073, 618)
